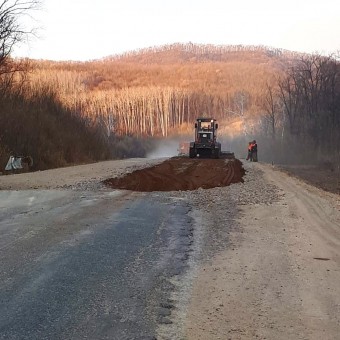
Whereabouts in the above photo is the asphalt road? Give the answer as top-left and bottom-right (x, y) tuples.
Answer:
(0, 190), (194, 340)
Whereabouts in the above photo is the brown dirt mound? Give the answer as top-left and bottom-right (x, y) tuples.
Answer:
(103, 157), (245, 192)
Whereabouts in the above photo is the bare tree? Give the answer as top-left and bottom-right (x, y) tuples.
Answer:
(278, 53), (340, 160)
(261, 82), (283, 140)
(227, 90), (250, 135)
(0, 0), (40, 75)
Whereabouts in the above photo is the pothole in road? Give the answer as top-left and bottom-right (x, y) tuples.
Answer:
(103, 157), (245, 192)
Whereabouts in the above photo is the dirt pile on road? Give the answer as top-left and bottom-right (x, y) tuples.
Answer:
(103, 157), (245, 192)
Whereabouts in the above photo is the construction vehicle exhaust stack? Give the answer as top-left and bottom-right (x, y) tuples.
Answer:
(189, 118), (222, 158)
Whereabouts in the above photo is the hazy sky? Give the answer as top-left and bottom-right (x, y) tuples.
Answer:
(13, 0), (340, 61)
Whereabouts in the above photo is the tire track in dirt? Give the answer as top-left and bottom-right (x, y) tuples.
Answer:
(103, 157), (245, 192)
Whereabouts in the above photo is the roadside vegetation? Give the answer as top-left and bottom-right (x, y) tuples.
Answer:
(258, 53), (340, 165)
(0, 0), (152, 170)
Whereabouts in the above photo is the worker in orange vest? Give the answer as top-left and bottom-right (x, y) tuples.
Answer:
(246, 142), (253, 161)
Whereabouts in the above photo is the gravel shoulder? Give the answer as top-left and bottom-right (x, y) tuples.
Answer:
(183, 161), (340, 340)
(0, 158), (165, 190)
(277, 163), (340, 196)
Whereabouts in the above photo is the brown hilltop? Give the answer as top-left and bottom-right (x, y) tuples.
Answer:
(104, 42), (304, 67)
(29, 42), (298, 95)
(29, 43), (306, 91)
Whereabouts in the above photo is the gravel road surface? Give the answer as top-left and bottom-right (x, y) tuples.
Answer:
(1, 158), (339, 340)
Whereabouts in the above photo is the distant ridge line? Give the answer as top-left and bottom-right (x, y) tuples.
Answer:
(104, 42), (306, 61)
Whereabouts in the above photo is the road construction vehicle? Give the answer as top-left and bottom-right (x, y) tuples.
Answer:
(189, 118), (221, 158)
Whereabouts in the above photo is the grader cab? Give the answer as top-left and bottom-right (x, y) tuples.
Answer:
(189, 118), (221, 158)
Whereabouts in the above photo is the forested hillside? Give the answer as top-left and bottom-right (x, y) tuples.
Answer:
(28, 44), (291, 138)
(1, 42), (340, 170)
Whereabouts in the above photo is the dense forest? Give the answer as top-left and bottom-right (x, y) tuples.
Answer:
(1, 41), (340, 169)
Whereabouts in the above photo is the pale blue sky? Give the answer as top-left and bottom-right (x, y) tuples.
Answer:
(13, 0), (340, 61)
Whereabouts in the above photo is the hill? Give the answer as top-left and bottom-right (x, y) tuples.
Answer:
(105, 43), (303, 65)
(26, 43), (300, 140)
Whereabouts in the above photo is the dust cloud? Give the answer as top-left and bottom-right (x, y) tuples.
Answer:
(146, 139), (186, 159)
(220, 134), (333, 166)
(219, 135), (248, 160)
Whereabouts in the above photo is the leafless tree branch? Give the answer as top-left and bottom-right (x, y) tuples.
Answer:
(0, 0), (40, 77)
